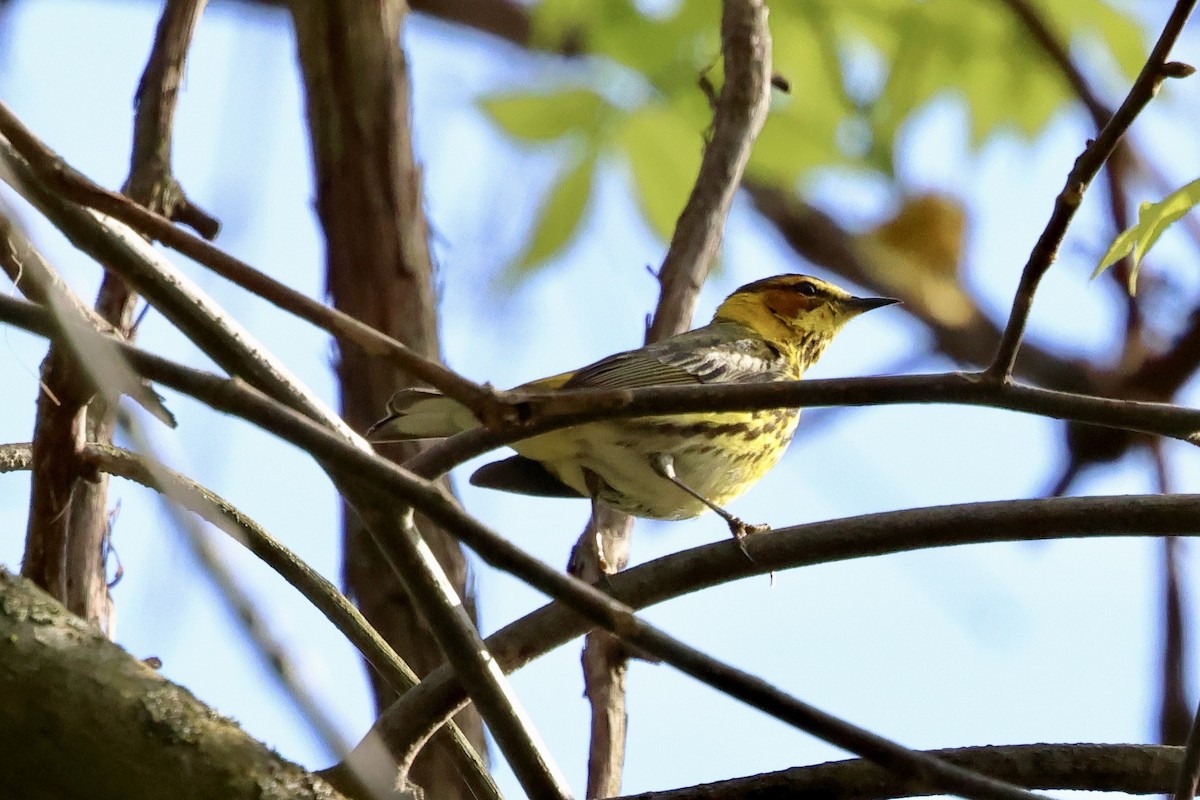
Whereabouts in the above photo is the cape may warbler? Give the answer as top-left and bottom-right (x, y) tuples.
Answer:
(370, 274), (896, 538)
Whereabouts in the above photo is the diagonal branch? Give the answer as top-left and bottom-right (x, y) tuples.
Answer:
(2, 126), (548, 796)
(0, 100), (499, 418)
(987, 0), (1197, 379)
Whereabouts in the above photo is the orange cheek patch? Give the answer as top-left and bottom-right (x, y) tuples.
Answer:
(762, 288), (818, 319)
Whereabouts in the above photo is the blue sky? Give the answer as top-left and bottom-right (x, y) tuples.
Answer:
(2, 1), (1199, 796)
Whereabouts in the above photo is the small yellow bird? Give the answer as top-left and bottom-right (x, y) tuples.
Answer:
(370, 275), (896, 539)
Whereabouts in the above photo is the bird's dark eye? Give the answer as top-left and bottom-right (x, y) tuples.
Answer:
(795, 281), (819, 297)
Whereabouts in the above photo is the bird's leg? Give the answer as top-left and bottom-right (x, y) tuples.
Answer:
(648, 453), (768, 559)
(580, 468), (615, 575)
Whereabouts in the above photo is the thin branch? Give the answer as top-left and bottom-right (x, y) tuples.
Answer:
(405, 371), (1200, 481)
(987, 0), (1197, 379)
(3, 292), (1198, 460)
(614, 743), (1183, 800)
(124, 0), (218, 237)
(0, 136), (358, 443)
(374, 493), (1200, 769)
(0, 100), (500, 419)
(645, 0), (771, 341)
(998, 0), (1140, 329)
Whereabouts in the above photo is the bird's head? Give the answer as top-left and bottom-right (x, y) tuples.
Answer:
(713, 274), (898, 368)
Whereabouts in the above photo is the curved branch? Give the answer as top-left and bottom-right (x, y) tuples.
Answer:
(373, 493), (1200, 765)
(616, 743), (1182, 800)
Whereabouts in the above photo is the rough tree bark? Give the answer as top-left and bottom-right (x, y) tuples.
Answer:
(0, 568), (348, 800)
(21, 0), (212, 633)
(288, 2), (488, 796)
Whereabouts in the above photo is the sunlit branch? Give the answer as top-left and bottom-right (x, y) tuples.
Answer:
(407, 372), (1200, 478)
(987, 0), (1198, 379)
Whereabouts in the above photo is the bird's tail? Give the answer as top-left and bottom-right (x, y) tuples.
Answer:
(367, 388), (478, 441)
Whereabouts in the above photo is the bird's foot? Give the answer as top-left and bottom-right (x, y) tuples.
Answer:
(727, 517), (770, 561)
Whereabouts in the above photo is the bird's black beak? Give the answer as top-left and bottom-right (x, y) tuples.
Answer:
(845, 295), (901, 314)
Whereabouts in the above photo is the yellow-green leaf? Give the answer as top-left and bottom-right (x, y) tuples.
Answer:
(1094, 177), (1200, 294)
(481, 89), (610, 142)
(511, 153), (598, 278)
(617, 104), (705, 240)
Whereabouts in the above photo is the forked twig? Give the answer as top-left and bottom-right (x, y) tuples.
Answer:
(988, 0), (1197, 379)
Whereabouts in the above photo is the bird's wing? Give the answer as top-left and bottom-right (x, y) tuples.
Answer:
(559, 322), (787, 390)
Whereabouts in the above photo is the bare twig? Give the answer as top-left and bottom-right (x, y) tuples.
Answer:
(645, 0), (772, 342)
(124, 0), (218, 238)
(987, 0), (1198, 379)
(998, 0), (1141, 333)
(405, 371), (1200, 481)
(4, 292), (1198, 458)
(0, 101), (499, 419)
(614, 743), (1183, 800)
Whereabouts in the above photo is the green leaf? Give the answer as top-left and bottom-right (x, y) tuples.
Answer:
(1095, 177), (1200, 294)
(617, 104), (705, 240)
(747, 8), (850, 183)
(1042, 0), (1146, 80)
(481, 89), (610, 142)
(844, 0), (1144, 148)
(510, 153), (599, 278)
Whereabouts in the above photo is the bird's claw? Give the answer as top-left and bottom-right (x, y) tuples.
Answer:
(728, 518), (770, 561)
